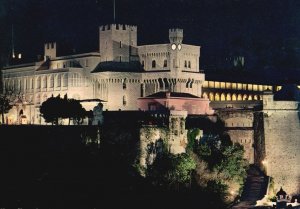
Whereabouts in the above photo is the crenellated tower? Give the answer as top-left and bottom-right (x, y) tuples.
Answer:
(169, 29), (183, 73)
(99, 24), (138, 63)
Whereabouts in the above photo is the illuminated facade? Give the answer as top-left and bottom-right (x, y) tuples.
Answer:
(1, 24), (205, 124)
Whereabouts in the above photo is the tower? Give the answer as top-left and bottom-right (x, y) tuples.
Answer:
(99, 24), (138, 63)
(44, 42), (57, 60)
(169, 28), (183, 47)
(169, 29), (183, 72)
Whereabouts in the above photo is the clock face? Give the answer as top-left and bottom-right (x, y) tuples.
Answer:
(178, 44), (182, 50)
(171, 43), (176, 50)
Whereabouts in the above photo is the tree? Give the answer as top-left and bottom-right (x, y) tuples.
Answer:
(40, 95), (61, 125)
(67, 98), (86, 125)
(147, 151), (196, 190)
(0, 91), (13, 124)
(40, 94), (87, 125)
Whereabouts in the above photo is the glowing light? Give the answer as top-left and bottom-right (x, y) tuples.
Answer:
(18, 53), (22, 59)
(262, 160), (268, 165)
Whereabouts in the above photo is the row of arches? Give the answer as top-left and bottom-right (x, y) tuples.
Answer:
(4, 74), (69, 92)
(203, 92), (261, 101)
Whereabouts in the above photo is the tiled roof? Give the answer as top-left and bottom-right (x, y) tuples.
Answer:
(92, 61), (145, 73)
(146, 91), (200, 98)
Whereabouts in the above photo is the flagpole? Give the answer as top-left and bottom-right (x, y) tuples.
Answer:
(113, 0), (116, 23)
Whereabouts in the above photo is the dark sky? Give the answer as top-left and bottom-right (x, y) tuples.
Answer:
(1, 0), (300, 72)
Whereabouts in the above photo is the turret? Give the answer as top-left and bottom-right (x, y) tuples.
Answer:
(44, 42), (56, 60)
(99, 24), (138, 62)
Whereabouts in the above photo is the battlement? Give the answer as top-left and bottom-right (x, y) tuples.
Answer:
(169, 28), (183, 43)
(100, 24), (137, 32)
(169, 28), (183, 33)
(44, 42), (56, 60)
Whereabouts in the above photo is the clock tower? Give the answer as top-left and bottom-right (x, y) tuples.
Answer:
(169, 29), (183, 72)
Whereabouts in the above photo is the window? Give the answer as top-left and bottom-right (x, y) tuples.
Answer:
(43, 76), (47, 88)
(119, 41), (122, 48)
(184, 60), (187, 68)
(152, 60), (156, 68)
(50, 75), (54, 88)
(37, 77), (41, 89)
(123, 95), (127, 106)
(47, 43), (49, 49)
(119, 56), (122, 62)
(57, 75), (61, 87)
(85, 59), (88, 67)
(188, 61), (191, 68)
(123, 79), (127, 90)
(142, 60), (145, 67)
(63, 74), (68, 87)
(163, 60), (167, 68)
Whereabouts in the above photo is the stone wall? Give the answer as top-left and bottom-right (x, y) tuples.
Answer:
(217, 109), (255, 164)
(263, 98), (300, 195)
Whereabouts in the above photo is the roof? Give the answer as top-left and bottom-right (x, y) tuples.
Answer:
(145, 91), (200, 99)
(80, 99), (106, 103)
(274, 84), (300, 101)
(276, 187), (287, 197)
(92, 61), (145, 73)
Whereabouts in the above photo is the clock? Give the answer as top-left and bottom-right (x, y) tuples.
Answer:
(178, 44), (182, 50)
(171, 43), (176, 50)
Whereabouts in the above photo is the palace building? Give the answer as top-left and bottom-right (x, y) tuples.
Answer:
(1, 24), (207, 124)
(0, 23), (293, 124)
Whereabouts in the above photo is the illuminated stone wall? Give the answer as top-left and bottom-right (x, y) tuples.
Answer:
(139, 110), (188, 167)
(263, 94), (300, 195)
(218, 109), (255, 164)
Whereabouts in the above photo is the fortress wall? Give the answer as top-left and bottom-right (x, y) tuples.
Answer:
(218, 110), (255, 163)
(264, 106), (300, 195)
(227, 129), (254, 164)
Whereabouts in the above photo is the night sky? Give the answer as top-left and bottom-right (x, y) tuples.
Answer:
(1, 0), (300, 73)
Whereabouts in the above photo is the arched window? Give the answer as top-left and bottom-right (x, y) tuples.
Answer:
(188, 61), (191, 68)
(63, 74), (68, 87)
(221, 93), (226, 101)
(31, 78), (34, 89)
(43, 76), (47, 88)
(163, 60), (167, 68)
(226, 93), (231, 101)
(50, 75), (54, 88)
(37, 77), (41, 89)
(215, 93), (220, 101)
(209, 92), (214, 101)
(237, 94), (242, 101)
(184, 60), (187, 68)
(232, 94), (237, 101)
(152, 60), (156, 68)
(57, 75), (61, 87)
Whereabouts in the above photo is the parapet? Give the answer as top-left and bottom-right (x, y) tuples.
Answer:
(169, 28), (183, 33)
(100, 24), (137, 32)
